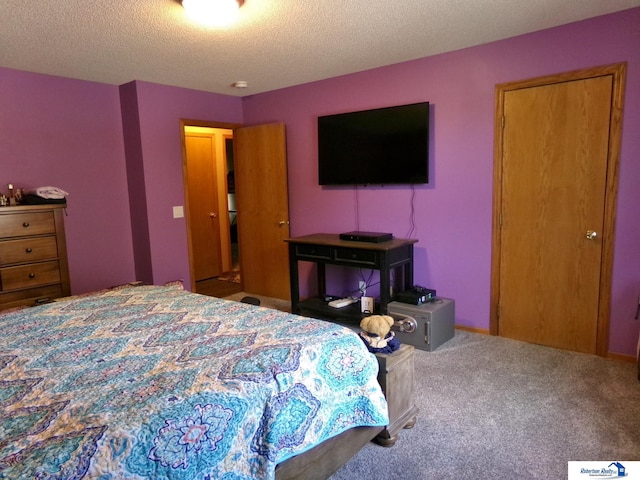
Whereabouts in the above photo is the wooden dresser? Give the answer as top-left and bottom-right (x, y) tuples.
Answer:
(0, 204), (70, 311)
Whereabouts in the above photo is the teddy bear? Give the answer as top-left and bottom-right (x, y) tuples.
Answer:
(359, 314), (400, 354)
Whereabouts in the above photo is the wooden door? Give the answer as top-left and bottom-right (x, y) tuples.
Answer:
(234, 123), (291, 300)
(491, 65), (626, 355)
(185, 133), (223, 281)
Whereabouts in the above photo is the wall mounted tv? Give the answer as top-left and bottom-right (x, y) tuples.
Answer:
(318, 102), (429, 186)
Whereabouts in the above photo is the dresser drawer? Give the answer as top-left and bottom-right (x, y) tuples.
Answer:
(0, 285), (63, 311)
(0, 236), (58, 266)
(0, 211), (55, 238)
(0, 261), (61, 291)
(334, 247), (379, 266)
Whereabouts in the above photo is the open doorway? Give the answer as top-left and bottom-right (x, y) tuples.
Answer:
(182, 123), (242, 298)
(181, 120), (291, 301)
(224, 137), (240, 280)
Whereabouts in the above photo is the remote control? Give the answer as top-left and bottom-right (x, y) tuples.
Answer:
(328, 297), (358, 308)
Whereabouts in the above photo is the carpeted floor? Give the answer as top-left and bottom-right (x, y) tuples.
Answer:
(216, 270), (241, 283)
(221, 293), (640, 479)
(223, 291), (291, 312)
(330, 331), (640, 479)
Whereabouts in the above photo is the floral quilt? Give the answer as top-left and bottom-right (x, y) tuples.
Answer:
(0, 284), (388, 479)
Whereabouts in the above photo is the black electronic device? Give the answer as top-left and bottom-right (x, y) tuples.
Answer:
(339, 231), (393, 243)
(318, 102), (430, 186)
(396, 286), (436, 305)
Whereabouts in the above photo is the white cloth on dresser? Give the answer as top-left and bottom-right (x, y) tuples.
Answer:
(35, 186), (69, 199)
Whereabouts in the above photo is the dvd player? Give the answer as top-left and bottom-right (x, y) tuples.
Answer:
(339, 231), (393, 243)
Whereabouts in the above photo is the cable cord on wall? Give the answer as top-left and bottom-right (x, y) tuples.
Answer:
(359, 269), (375, 291)
(353, 183), (416, 238)
(405, 184), (417, 238)
(354, 185), (360, 230)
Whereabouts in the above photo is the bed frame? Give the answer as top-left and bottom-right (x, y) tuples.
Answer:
(275, 426), (384, 480)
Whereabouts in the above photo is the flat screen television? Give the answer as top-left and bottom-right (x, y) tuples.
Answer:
(318, 102), (429, 185)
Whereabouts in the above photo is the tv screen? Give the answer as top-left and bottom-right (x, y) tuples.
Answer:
(318, 102), (429, 185)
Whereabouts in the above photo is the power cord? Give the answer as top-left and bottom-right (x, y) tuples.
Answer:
(354, 185), (360, 231)
(405, 184), (417, 239)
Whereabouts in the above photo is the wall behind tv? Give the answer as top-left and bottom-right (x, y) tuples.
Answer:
(242, 8), (640, 357)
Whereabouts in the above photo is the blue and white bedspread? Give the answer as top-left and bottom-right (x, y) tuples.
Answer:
(0, 284), (388, 479)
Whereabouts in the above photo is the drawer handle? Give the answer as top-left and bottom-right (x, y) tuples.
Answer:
(23, 222), (30, 228)
(28, 273), (36, 279)
(25, 248), (33, 253)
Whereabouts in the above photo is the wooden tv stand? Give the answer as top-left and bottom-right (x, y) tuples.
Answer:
(286, 233), (418, 323)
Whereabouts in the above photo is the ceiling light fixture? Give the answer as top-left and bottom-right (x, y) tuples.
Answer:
(182, 0), (245, 27)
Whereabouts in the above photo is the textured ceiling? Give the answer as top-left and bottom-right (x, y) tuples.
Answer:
(1, 0), (638, 96)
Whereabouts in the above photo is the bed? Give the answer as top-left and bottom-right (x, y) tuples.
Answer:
(0, 283), (389, 479)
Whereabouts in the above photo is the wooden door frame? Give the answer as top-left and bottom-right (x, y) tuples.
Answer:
(179, 119), (242, 292)
(490, 63), (627, 357)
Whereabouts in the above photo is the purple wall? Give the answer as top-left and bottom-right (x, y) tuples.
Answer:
(0, 68), (136, 292)
(120, 81), (153, 285)
(242, 8), (640, 356)
(124, 81), (243, 287)
(0, 71), (243, 294)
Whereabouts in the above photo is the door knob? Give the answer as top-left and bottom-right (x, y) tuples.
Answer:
(278, 220), (289, 226)
(209, 212), (217, 219)
(585, 230), (597, 240)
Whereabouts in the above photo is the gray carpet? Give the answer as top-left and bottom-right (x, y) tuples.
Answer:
(223, 291), (291, 312)
(330, 331), (640, 480)
(221, 293), (640, 478)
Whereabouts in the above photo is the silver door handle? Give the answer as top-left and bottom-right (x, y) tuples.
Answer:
(585, 230), (597, 240)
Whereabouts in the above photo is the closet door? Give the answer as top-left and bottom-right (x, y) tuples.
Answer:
(491, 64), (625, 355)
(185, 132), (223, 280)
